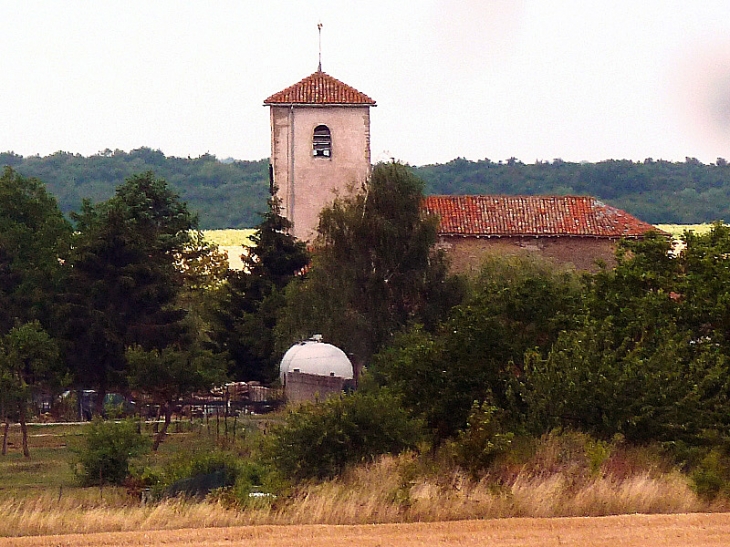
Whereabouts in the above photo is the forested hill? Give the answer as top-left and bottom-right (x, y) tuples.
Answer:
(0, 148), (270, 229)
(2, 149), (730, 228)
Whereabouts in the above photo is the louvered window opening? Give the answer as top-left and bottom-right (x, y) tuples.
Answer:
(313, 125), (332, 157)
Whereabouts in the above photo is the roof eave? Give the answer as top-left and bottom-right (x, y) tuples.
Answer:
(437, 232), (650, 239)
(263, 102), (376, 107)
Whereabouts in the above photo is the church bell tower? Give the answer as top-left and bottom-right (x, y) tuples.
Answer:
(263, 67), (376, 241)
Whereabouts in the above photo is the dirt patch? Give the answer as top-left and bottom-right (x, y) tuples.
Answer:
(1, 513), (729, 547)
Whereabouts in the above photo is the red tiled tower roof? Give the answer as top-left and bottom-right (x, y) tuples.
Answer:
(264, 70), (376, 106)
(423, 195), (661, 238)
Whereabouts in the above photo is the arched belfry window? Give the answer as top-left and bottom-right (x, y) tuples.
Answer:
(312, 125), (332, 157)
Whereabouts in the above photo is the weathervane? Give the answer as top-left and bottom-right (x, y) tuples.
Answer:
(318, 21), (323, 72)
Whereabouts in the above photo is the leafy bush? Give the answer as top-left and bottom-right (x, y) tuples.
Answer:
(135, 449), (282, 504)
(266, 390), (425, 481)
(135, 451), (236, 499)
(690, 449), (730, 501)
(72, 418), (149, 486)
(446, 401), (513, 477)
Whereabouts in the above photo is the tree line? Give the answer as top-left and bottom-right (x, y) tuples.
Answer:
(3, 149), (730, 228)
(0, 161), (310, 456)
(0, 149), (269, 229)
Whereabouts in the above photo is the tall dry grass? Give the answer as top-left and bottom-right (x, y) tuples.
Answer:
(0, 495), (254, 537)
(0, 452), (710, 537)
(268, 453), (703, 525)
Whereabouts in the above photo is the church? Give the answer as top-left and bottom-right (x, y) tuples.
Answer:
(264, 69), (659, 272)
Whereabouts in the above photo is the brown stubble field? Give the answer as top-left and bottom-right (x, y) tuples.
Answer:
(1, 514), (729, 547)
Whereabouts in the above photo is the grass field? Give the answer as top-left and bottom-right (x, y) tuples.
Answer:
(0, 418), (259, 503)
(1, 514), (729, 547)
(0, 424), (722, 537)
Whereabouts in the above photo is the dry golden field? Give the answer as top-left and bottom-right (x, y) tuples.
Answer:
(0, 514), (729, 547)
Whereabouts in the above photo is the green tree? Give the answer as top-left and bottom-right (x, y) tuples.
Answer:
(516, 229), (730, 445)
(126, 343), (227, 450)
(679, 223), (730, 349)
(518, 319), (730, 444)
(0, 322), (63, 458)
(0, 166), (71, 332)
(276, 162), (463, 365)
(63, 172), (198, 412)
(210, 191), (309, 382)
(72, 418), (149, 486)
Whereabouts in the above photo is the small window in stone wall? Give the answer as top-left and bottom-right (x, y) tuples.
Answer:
(312, 125), (332, 157)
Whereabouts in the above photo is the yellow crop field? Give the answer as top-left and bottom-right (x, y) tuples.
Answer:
(202, 229), (257, 247)
(655, 224), (723, 239)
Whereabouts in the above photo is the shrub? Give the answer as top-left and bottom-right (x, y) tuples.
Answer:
(446, 401), (513, 477)
(266, 390), (425, 481)
(72, 418), (149, 486)
(136, 449), (282, 504)
(134, 451), (238, 499)
(690, 449), (730, 501)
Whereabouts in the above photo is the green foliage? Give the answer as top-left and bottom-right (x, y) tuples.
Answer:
(7, 151), (730, 228)
(209, 191), (309, 382)
(142, 451), (240, 498)
(62, 172), (199, 409)
(446, 401), (513, 477)
(5, 149), (268, 229)
(72, 418), (150, 486)
(126, 343), (228, 450)
(0, 166), (71, 333)
(0, 322), (64, 457)
(519, 322), (730, 444)
(0, 322), (63, 394)
(690, 449), (730, 501)
(126, 344), (227, 405)
(517, 226), (730, 445)
(276, 162), (463, 364)
(265, 390), (425, 481)
(138, 448), (282, 505)
(373, 255), (581, 441)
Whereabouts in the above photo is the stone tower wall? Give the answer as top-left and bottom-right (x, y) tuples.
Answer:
(270, 105), (371, 241)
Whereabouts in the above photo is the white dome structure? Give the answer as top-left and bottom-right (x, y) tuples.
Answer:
(280, 336), (354, 384)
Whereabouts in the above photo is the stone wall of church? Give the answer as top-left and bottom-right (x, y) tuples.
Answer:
(437, 235), (619, 273)
(270, 105), (371, 241)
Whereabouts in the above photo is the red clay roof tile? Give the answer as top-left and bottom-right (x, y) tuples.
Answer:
(423, 195), (661, 238)
(264, 71), (376, 106)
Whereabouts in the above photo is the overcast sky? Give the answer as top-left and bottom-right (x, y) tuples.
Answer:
(1, 1), (730, 166)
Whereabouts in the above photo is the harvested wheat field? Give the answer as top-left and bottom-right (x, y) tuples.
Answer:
(1, 514), (729, 547)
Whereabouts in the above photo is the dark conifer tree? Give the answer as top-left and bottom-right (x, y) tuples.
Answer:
(210, 190), (309, 383)
(62, 172), (197, 411)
